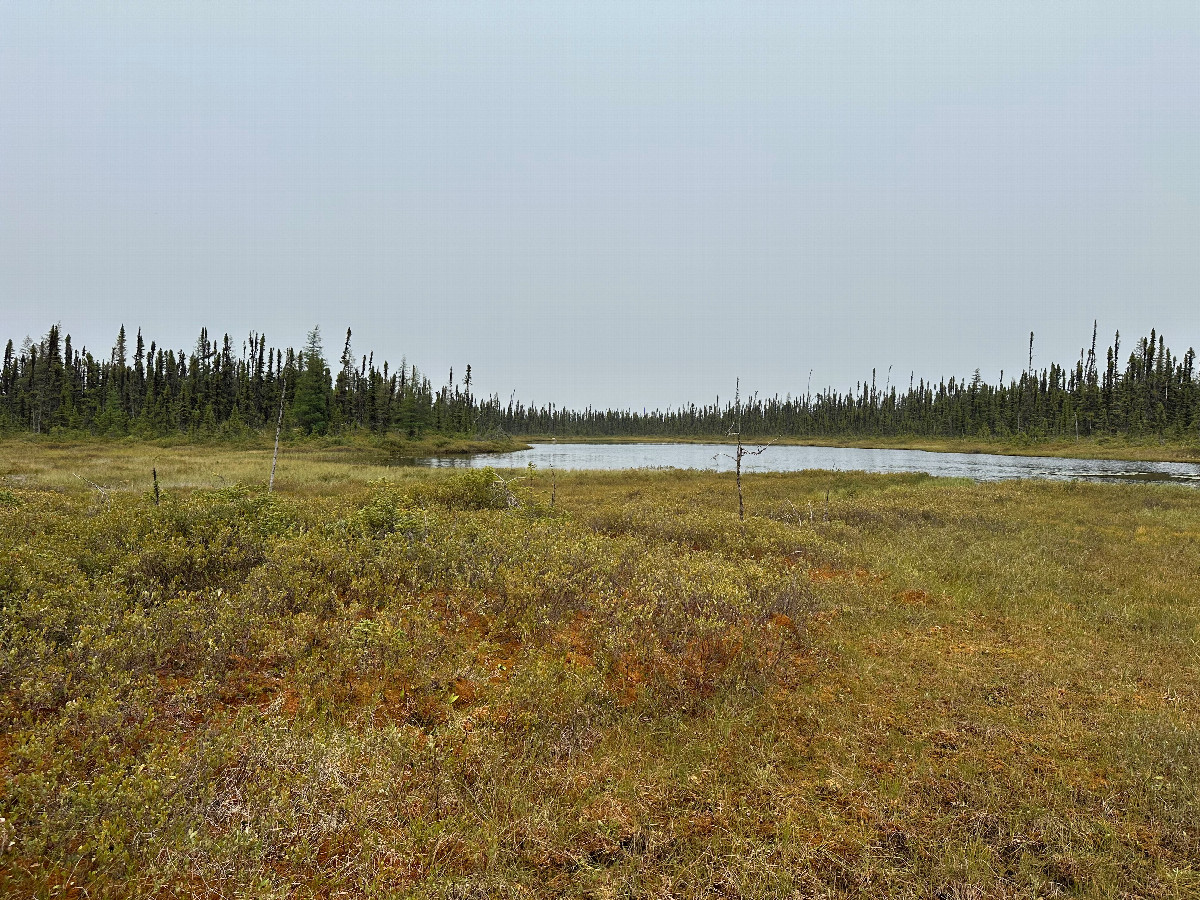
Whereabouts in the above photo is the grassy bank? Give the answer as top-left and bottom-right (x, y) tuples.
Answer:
(0, 434), (528, 497)
(1, 448), (1197, 897)
(527, 433), (1200, 463)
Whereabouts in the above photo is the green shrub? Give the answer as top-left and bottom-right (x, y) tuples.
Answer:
(411, 467), (519, 511)
(349, 487), (428, 538)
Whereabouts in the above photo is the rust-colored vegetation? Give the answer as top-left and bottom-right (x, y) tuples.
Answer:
(0, 446), (1197, 897)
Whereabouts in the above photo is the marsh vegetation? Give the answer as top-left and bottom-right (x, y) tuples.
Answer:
(0, 441), (1197, 897)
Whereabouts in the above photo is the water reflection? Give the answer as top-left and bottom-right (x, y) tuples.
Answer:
(395, 442), (1200, 486)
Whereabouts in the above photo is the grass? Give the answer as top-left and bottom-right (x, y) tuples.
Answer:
(0, 440), (1197, 897)
(0, 433), (528, 497)
(530, 433), (1200, 463)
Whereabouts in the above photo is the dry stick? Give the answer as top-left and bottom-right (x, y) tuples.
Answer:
(728, 378), (746, 521)
(715, 379), (776, 521)
(729, 429), (739, 520)
(726, 435), (778, 522)
(731, 378), (744, 520)
(152, 467), (160, 506)
(268, 378), (286, 494)
(73, 473), (112, 509)
(712, 427), (747, 519)
(490, 472), (522, 507)
(784, 498), (801, 524)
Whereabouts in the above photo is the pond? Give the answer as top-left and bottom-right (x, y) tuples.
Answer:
(399, 442), (1200, 486)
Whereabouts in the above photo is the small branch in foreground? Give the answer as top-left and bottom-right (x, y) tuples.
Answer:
(73, 473), (112, 509)
(489, 472), (523, 508)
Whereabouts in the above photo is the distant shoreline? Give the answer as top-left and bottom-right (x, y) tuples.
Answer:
(3, 430), (1196, 464)
(0, 431), (532, 459)
(516, 433), (1200, 464)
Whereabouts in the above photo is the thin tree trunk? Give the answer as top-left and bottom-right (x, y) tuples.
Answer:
(735, 378), (744, 521)
(736, 440), (744, 521)
(269, 379), (286, 494)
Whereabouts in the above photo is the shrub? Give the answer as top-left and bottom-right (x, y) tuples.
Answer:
(411, 467), (519, 511)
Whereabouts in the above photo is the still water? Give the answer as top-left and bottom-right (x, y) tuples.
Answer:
(404, 442), (1200, 486)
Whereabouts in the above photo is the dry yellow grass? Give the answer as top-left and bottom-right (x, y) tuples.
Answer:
(0, 434), (524, 496)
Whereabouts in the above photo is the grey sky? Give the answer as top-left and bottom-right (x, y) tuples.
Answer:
(2, 2), (1198, 408)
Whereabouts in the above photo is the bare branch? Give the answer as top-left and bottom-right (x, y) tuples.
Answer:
(73, 473), (112, 509)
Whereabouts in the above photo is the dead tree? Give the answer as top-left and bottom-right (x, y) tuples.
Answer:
(715, 379), (775, 521)
(268, 378), (287, 494)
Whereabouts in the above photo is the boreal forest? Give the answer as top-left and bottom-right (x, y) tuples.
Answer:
(2, 323), (1198, 441)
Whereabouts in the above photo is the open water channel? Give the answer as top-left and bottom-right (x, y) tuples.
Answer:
(403, 442), (1200, 486)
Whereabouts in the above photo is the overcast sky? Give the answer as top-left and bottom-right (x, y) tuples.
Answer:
(2, 2), (1198, 408)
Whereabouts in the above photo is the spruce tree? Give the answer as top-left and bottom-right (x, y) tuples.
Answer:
(335, 328), (354, 428)
(293, 326), (331, 435)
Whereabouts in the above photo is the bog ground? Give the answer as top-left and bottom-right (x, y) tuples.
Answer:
(0, 441), (1197, 898)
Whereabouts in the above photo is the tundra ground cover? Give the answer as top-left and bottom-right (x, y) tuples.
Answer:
(0, 444), (1197, 898)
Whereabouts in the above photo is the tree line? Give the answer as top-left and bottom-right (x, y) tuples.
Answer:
(2, 322), (1198, 442)
(0, 325), (476, 439)
(492, 327), (1200, 442)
